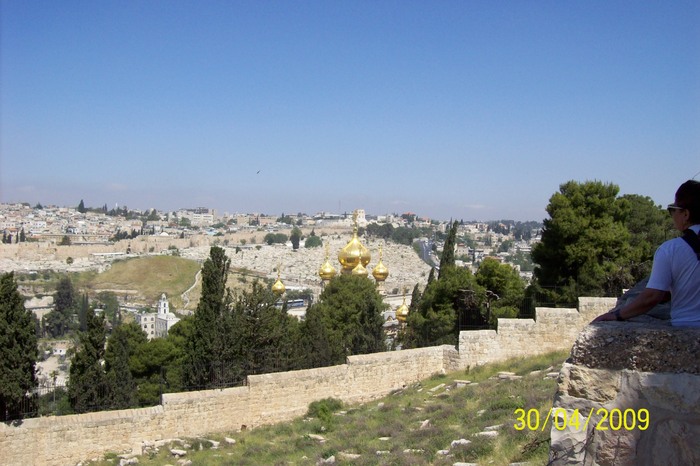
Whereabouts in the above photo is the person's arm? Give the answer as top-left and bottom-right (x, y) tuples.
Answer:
(592, 288), (668, 322)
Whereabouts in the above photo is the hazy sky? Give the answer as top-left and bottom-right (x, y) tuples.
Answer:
(2, 1), (699, 221)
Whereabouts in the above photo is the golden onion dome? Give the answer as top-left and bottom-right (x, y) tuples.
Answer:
(272, 266), (285, 294)
(319, 242), (337, 281)
(272, 278), (285, 295)
(372, 245), (389, 282)
(351, 261), (368, 277)
(396, 301), (409, 322)
(372, 261), (388, 281)
(319, 259), (337, 281)
(338, 211), (370, 273)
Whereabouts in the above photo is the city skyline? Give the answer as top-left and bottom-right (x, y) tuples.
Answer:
(2, 2), (699, 222)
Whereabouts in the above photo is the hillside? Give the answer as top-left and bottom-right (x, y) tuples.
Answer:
(93, 350), (568, 466)
(73, 256), (201, 308)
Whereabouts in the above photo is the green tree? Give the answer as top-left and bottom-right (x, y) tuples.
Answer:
(475, 257), (525, 321)
(45, 277), (76, 337)
(130, 322), (185, 406)
(531, 180), (632, 303)
(620, 194), (675, 283)
(404, 266), (485, 347)
(59, 235), (72, 246)
(439, 220), (459, 278)
(183, 246), (234, 388)
(96, 291), (120, 326)
(78, 293), (89, 332)
(104, 324), (138, 409)
(68, 309), (108, 413)
(0, 272), (38, 421)
(302, 275), (386, 366)
(264, 232), (288, 245)
(290, 226), (302, 250)
(77, 199), (86, 213)
(228, 282), (303, 376)
(304, 235), (323, 248)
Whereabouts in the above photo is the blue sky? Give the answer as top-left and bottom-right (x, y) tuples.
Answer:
(2, 1), (699, 221)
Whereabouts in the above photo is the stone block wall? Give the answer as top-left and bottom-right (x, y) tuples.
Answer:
(549, 322), (700, 465)
(457, 297), (615, 368)
(0, 299), (612, 466)
(0, 346), (449, 466)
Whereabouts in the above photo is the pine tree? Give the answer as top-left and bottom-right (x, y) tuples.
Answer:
(68, 309), (108, 413)
(77, 199), (86, 213)
(0, 273), (39, 421)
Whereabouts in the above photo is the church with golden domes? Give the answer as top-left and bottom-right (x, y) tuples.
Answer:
(322, 210), (389, 291)
(272, 209), (408, 334)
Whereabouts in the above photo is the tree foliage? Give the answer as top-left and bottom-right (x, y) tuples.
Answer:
(304, 235), (323, 248)
(68, 310), (108, 413)
(403, 266), (485, 348)
(439, 220), (459, 278)
(475, 258), (525, 309)
(104, 324), (138, 409)
(0, 272), (38, 421)
(183, 246), (233, 389)
(302, 275), (387, 367)
(531, 180), (633, 302)
(264, 232), (289, 245)
(290, 227), (302, 250)
(45, 277), (76, 337)
(620, 194), (674, 282)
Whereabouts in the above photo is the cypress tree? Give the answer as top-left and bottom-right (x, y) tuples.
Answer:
(183, 246), (232, 388)
(438, 220), (459, 279)
(105, 326), (137, 409)
(0, 272), (38, 421)
(68, 310), (108, 413)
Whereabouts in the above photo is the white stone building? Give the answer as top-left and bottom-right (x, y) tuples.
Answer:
(136, 312), (157, 339)
(155, 293), (180, 338)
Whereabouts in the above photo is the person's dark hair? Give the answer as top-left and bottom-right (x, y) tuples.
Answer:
(675, 180), (700, 224)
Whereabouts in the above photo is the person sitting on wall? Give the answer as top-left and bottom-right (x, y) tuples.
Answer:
(593, 180), (700, 327)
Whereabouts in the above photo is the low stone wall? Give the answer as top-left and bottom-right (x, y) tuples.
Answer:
(549, 322), (700, 465)
(0, 298), (612, 466)
(457, 297), (614, 368)
(0, 346), (450, 466)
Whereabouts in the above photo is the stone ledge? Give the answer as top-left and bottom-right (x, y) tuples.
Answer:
(572, 322), (700, 375)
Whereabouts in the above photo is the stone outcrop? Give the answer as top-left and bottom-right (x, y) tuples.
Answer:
(550, 322), (700, 465)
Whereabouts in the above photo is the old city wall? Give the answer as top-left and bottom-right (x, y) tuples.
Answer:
(0, 237), (208, 262)
(0, 298), (613, 466)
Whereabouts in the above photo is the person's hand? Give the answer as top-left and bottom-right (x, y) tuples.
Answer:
(592, 311), (617, 323)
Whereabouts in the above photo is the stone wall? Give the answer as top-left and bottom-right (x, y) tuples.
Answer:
(457, 297), (613, 368)
(549, 322), (700, 465)
(0, 346), (450, 466)
(0, 298), (613, 466)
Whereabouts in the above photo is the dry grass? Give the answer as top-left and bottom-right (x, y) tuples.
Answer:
(74, 256), (201, 307)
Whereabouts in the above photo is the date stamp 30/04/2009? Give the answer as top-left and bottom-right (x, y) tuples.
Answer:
(513, 407), (650, 432)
